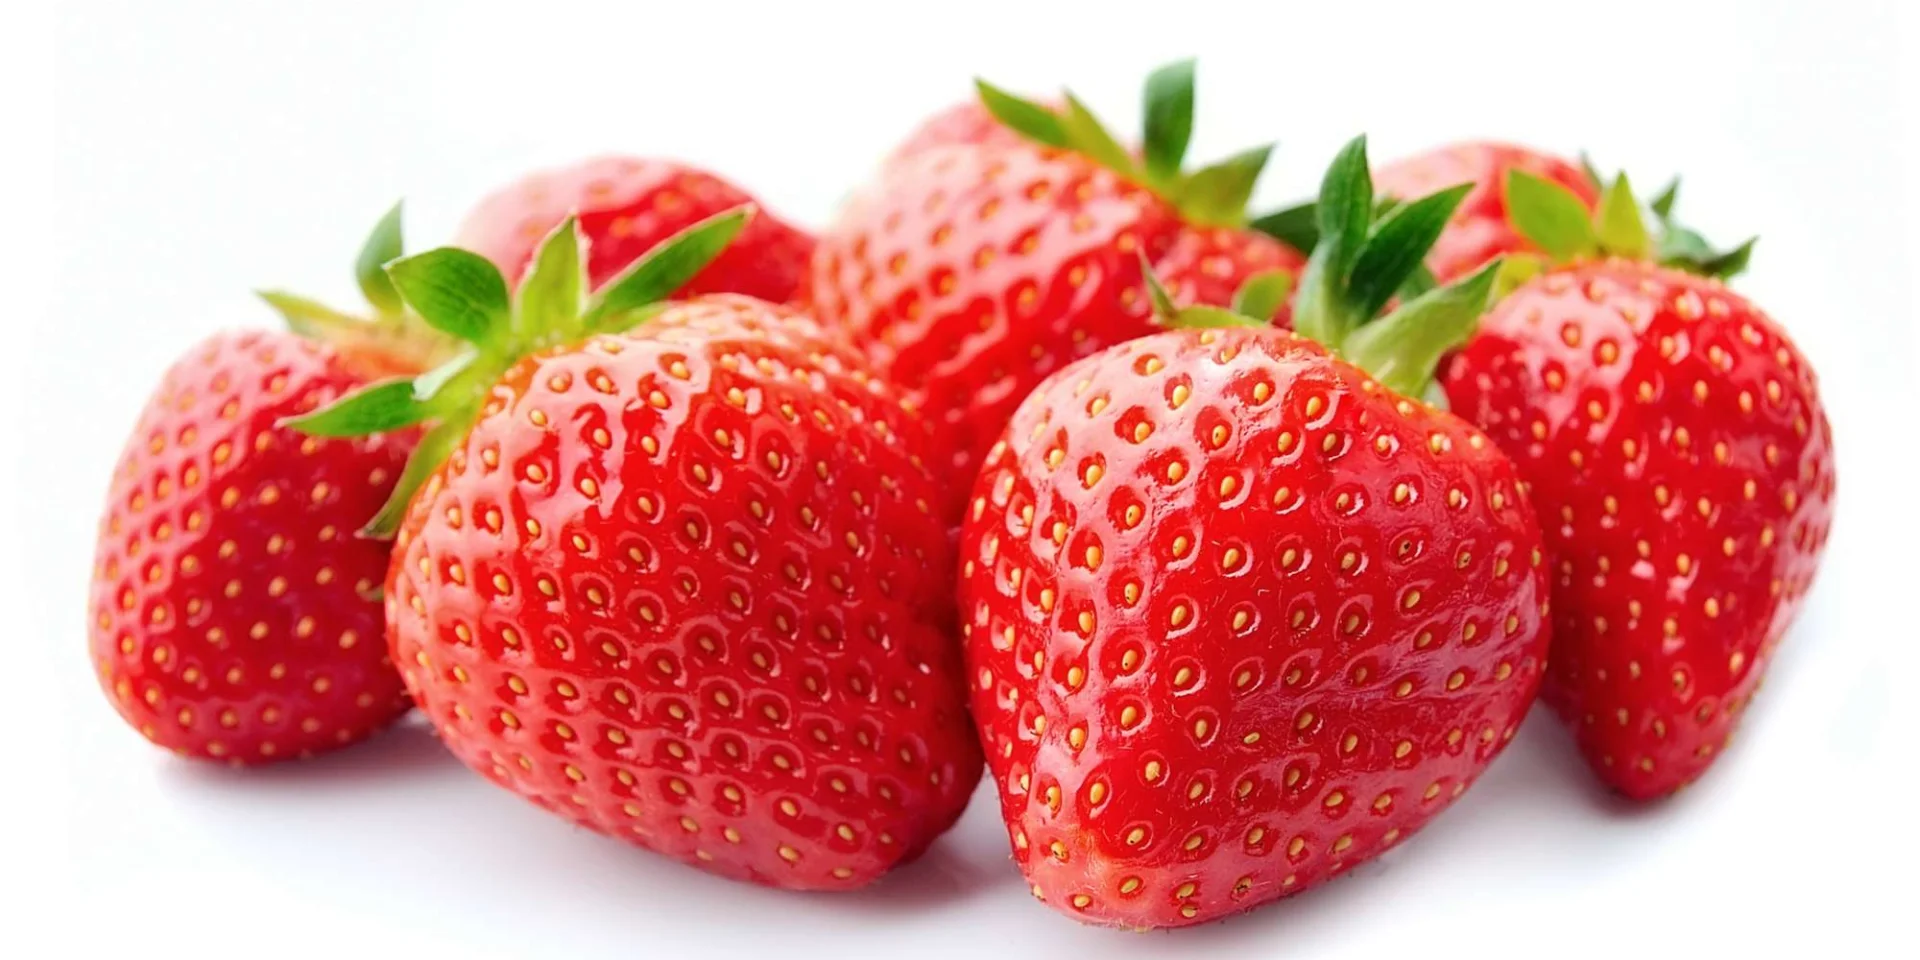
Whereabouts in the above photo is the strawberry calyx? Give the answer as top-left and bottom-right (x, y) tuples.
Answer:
(1156, 135), (1501, 399)
(284, 204), (754, 538)
(1505, 165), (1756, 284)
(256, 203), (464, 379)
(976, 59), (1273, 229)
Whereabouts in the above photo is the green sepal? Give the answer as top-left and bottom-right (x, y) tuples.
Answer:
(280, 378), (428, 437)
(1230, 269), (1293, 321)
(1141, 58), (1196, 184)
(1348, 182), (1472, 319)
(975, 80), (1069, 149)
(384, 248), (511, 346)
(292, 203), (755, 539)
(1277, 135), (1504, 397)
(516, 216), (586, 341)
(1291, 136), (1374, 347)
(1505, 169), (1599, 261)
(975, 59), (1270, 228)
(256, 291), (366, 340)
(1593, 173), (1652, 260)
(1343, 258), (1502, 398)
(359, 419), (464, 539)
(581, 206), (751, 330)
(1249, 201), (1319, 254)
(1175, 144), (1273, 228)
(1578, 152), (1606, 191)
(355, 202), (406, 315)
(1650, 178), (1681, 219)
(1493, 254), (1547, 300)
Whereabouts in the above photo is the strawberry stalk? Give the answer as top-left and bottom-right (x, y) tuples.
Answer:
(284, 204), (754, 537)
(976, 59), (1274, 228)
(1154, 135), (1502, 399)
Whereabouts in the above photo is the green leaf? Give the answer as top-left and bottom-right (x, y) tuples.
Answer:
(517, 216), (585, 340)
(385, 248), (510, 346)
(282, 379), (428, 437)
(1650, 178), (1680, 220)
(1060, 92), (1137, 178)
(975, 79), (1069, 149)
(1343, 258), (1502, 397)
(1141, 58), (1196, 184)
(1398, 264), (1439, 301)
(1698, 237), (1756, 279)
(1505, 169), (1598, 262)
(412, 349), (478, 404)
(1249, 201), (1319, 253)
(584, 205), (752, 329)
(355, 202), (405, 315)
(1176, 143), (1272, 227)
(1594, 173), (1651, 259)
(1578, 152), (1605, 191)
(1230, 269), (1294, 321)
(1137, 251), (1180, 321)
(360, 420), (465, 540)
(1315, 136), (1374, 269)
(1657, 223), (1715, 264)
(256, 290), (364, 338)
(1493, 254), (1547, 300)
(1349, 182), (1472, 319)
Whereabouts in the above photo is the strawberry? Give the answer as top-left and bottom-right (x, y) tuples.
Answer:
(1441, 170), (1833, 799)
(454, 156), (815, 304)
(90, 208), (451, 763)
(807, 60), (1306, 480)
(293, 209), (981, 889)
(958, 138), (1550, 928)
(1255, 141), (1599, 289)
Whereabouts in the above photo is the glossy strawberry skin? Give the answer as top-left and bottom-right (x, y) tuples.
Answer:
(1442, 261), (1835, 799)
(385, 296), (981, 890)
(455, 156), (816, 304)
(89, 331), (416, 763)
(1375, 142), (1599, 283)
(960, 327), (1549, 928)
(807, 144), (1302, 481)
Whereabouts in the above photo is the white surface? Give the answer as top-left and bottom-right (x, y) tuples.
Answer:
(9, 1), (1920, 956)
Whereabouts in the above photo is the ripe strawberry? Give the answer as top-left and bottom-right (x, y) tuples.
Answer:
(294, 209), (981, 889)
(454, 156), (815, 303)
(958, 138), (1549, 928)
(808, 60), (1306, 479)
(90, 208), (449, 763)
(1441, 171), (1833, 799)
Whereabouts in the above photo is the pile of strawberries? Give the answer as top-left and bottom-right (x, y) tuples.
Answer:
(88, 61), (1835, 930)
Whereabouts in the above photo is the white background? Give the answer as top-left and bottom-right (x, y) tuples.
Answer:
(7, 1), (1919, 956)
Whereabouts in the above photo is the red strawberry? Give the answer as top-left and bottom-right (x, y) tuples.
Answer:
(958, 138), (1549, 928)
(808, 60), (1306, 480)
(295, 210), (981, 889)
(1373, 141), (1599, 283)
(454, 156), (815, 303)
(1441, 171), (1833, 799)
(90, 209), (448, 763)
